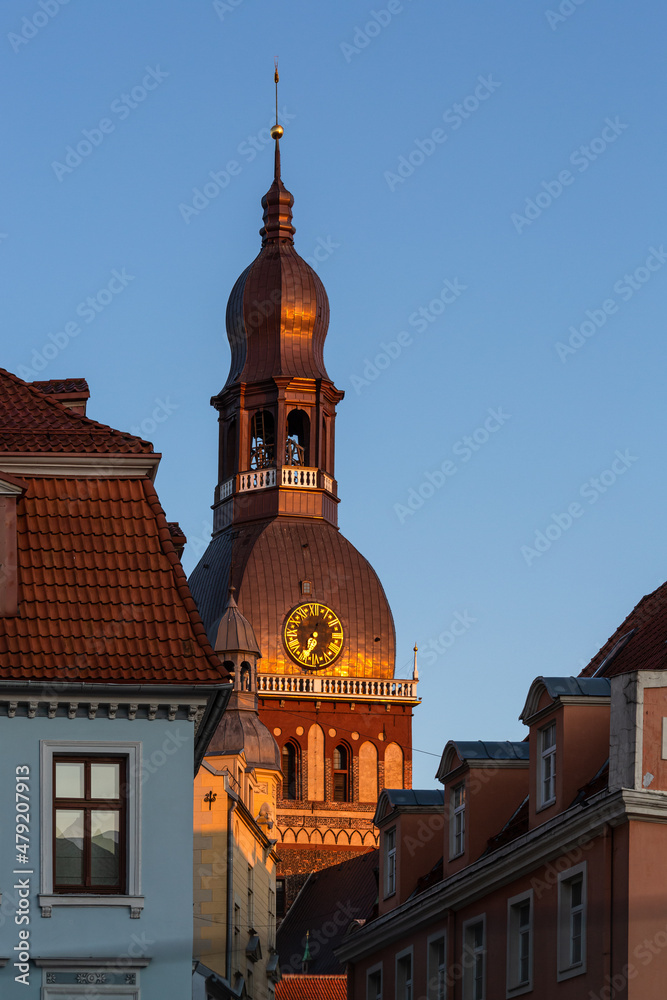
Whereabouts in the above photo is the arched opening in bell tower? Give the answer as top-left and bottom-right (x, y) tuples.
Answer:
(250, 410), (275, 469)
(285, 409), (310, 467)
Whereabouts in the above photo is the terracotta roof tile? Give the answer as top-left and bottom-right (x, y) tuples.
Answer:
(579, 581), (667, 678)
(0, 367), (151, 454)
(0, 476), (225, 684)
(275, 976), (347, 1000)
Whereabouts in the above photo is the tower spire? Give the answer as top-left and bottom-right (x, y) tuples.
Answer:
(260, 60), (295, 245)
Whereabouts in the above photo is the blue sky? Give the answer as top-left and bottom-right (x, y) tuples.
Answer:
(2, 0), (666, 787)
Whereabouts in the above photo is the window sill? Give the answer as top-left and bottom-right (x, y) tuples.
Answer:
(507, 981), (533, 997)
(38, 894), (144, 918)
(449, 851), (465, 861)
(535, 798), (556, 814)
(557, 962), (585, 983)
(383, 891), (396, 900)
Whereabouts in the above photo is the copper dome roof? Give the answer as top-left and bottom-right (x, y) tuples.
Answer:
(223, 140), (331, 388)
(214, 589), (261, 656)
(207, 694), (281, 771)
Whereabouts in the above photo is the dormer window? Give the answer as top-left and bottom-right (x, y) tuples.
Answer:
(540, 722), (556, 807)
(450, 782), (465, 858)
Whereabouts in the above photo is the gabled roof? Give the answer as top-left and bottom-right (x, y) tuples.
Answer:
(277, 850), (378, 975)
(0, 367), (150, 454)
(580, 580), (667, 678)
(436, 740), (529, 783)
(520, 676), (611, 723)
(275, 976), (347, 1000)
(0, 474), (225, 684)
(374, 787), (444, 825)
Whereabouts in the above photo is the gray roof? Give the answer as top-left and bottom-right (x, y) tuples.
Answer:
(214, 589), (260, 656)
(207, 699), (280, 770)
(520, 675), (611, 722)
(382, 789), (444, 808)
(449, 741), (530, 762)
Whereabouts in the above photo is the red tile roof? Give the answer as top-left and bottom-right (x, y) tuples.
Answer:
(0, 475), (224, 684)
(275, 976), (347, 1000)
(32, 377), (89, 395)
(579, 581), (667, 678)
(0, 367), (150, 454)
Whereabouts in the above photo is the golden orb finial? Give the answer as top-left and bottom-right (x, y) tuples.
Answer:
(270, 124), (284, 140)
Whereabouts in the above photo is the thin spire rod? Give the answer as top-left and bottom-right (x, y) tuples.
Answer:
(274, 58), (279, 128)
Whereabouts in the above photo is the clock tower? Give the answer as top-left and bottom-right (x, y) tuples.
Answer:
(189, 122), (420, 909)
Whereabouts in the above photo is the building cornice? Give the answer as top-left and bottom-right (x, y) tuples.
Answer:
(335, 787), (667, 963)
(0, 452), (160, 480)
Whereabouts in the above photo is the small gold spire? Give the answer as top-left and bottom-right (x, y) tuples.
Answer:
(271, 59), (283, 140)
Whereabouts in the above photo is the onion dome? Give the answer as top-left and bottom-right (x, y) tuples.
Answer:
(207, 704), (281, 772)
(214, 587), (260, 656)
(224, 135), (331, 388)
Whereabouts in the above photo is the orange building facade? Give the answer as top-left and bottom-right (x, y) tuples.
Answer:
(338, 659), (667, 999)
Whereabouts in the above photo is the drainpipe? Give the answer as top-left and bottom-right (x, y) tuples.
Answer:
(225, 778), (239, 986)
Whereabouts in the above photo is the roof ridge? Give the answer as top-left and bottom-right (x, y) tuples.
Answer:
(0, 367), (152, 453)
(141, 478), (227, 677)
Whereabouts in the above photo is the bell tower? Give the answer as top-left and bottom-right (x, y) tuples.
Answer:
(189, 87), (420, 912)
(211, 122), (344, 537)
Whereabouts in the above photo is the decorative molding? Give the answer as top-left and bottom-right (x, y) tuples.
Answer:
(33, 958), (151, 969)
(0, 691), (209, 722)
(0, 452), (160, 480)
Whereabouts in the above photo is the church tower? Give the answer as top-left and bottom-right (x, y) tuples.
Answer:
(189, 111), (419, 909)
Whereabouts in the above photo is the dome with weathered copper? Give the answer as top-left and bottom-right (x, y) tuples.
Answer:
(223, 139), (331, 388)
(214, 588), (261, 656)
(207, 690), (281, 771)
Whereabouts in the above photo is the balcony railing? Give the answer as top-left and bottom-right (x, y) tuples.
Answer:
(218, 467), (335, 499)
(257, 673), (419, 701)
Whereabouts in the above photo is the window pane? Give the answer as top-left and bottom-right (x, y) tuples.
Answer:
(91, 762), (120, 799)
(55, 809), (84, 885)
(571, 878), (582, 908)
(55, 762), (84, 798)
(90, 810), (120, 885)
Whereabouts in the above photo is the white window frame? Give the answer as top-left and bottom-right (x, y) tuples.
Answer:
(39, 741), (143, 916)
(385, 826), (397, 897)
(462, 915), (486, 1000)
(366, 961), (383, 1000)
(557, 862), (587, 981)
(506, 889), (533, 996)
(427, 929), (447, 1000)
(395, 946), (413, 1000)
(539, 721), (556, 808)
(450, 782), (465, 859)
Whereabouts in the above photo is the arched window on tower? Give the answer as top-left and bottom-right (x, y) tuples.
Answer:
(285, 409), (310, 467)
(239, 661), (251, 691)
(250, 411), (275, 469)
(223, 419), (237, 480)
(333, 743), (351, 802)
(281, 741), (301, 800)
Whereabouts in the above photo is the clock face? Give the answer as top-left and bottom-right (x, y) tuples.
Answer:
(283, 603), (344, 669)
